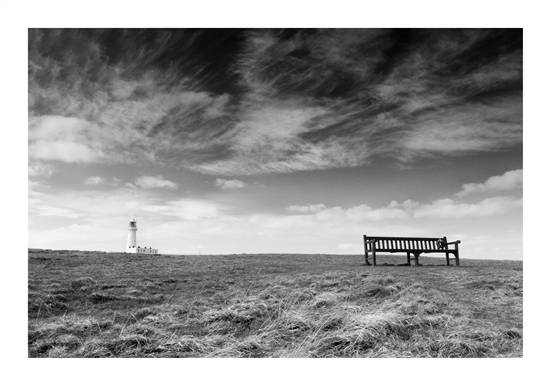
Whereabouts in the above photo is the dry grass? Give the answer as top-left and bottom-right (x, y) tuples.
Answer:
(28, 249), (522, 357)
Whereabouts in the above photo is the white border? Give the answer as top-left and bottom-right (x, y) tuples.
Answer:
(2, 0), (547, 384)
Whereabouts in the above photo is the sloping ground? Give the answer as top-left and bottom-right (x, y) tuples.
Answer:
(28, 250), (522, 357)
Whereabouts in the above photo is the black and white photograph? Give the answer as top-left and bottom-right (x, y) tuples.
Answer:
(26, 27), (524, 359)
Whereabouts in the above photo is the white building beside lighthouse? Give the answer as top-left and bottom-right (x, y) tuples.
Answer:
(125, 219), (158, 254)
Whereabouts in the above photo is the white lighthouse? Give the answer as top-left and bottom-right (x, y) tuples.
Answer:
(126, 219), (137, 252)
(125, 219), (158, 254)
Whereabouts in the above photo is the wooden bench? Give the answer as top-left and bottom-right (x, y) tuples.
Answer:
(363, 235), (461, 266)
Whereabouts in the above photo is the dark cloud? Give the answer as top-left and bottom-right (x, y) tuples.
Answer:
(28, 28), (522, 175)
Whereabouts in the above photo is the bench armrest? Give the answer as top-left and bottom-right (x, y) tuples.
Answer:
(447, 240), (461, 245)
(364, 239), (377, 244)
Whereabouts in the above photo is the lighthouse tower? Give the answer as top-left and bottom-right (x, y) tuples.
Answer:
(126, 219), (137, 252)
(125, 219), (158, 254)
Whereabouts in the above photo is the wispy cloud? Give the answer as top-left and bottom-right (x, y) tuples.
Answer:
(287, 169), (523, 221)
(29, 116), (108, 163)
(28, 29), (522, 176)
(84, 176), (121, 186)
(215, 178), (246, 190)
(28, 162), (55, 178)
(287, 195), (521, 222)
(29, 183), (220, 223)
(84, 176), (105, 185)
(142, 199), (222, 221)
(413, 196), (522, 218)
(287, 204), (327, 214)
(134, 175), (178, 190)
(34, 205), (82, 219)
(456, 169), (523, 197)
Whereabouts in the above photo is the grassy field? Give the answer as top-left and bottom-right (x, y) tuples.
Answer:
(28, 249), (522, 358)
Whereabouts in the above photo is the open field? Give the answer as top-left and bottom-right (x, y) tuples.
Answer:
(28, 249), (522, 357)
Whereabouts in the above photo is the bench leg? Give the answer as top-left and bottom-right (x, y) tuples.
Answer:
(455, 249), (460, 266)
(406, 252), (411, 266)
(414, 253), (420, 266)
(372, 248), (377, 266)
(364, 251), (371, 266)
(363, 236), (371, 265)
(364, 247), (370, 266)
(445, 252), (450, 266)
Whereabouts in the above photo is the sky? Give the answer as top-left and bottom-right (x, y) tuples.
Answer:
(28, 29), (523, 259)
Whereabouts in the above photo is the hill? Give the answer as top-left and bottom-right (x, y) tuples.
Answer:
(28, 249), (522, 357)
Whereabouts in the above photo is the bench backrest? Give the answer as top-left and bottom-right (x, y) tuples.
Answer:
(364, 235), (445, 251)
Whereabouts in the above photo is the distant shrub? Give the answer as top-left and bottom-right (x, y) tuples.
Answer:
(71, 277), (97, 290)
